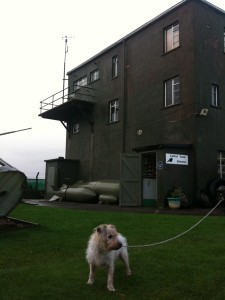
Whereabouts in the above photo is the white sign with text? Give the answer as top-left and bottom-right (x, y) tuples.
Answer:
(166, 153), (188, 165)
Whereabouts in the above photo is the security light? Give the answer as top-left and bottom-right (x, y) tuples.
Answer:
(199, 108), (208, 116)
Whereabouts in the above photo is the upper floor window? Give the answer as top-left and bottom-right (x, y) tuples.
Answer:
(211, 84), (219, 107)
(90, 69), (99, 82)
(164, 23), (179, 53)
(164, 76), (180, 107)
(109, 99), (119, 123)
(73, 76), (87, 91)
(112, 56), (118, 78)
(224, 28), (225, 53)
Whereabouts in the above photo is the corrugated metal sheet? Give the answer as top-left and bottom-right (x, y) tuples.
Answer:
(0, 158), (26, 217)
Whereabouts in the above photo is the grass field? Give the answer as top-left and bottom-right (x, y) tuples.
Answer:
(1, 203), (225, 300)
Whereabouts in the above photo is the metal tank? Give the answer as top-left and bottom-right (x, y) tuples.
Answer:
(50, 180), (119, 204)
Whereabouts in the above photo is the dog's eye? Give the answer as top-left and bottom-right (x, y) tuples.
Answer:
(108, 234), (113, 239)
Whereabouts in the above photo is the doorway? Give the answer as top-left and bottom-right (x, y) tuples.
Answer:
(142, 152), (157, 206)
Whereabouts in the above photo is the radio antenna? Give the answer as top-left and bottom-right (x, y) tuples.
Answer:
(62, 36), (74, 102)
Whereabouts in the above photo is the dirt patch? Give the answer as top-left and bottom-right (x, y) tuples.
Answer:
(0, 217), (39, 230)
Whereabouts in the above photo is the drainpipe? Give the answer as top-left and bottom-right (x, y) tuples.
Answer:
(122, 39), (127, 153)
(90, 121), (94, 181)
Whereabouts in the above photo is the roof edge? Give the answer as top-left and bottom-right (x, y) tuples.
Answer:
(67, 0), (225, 75)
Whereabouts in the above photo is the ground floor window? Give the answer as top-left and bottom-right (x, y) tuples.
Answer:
(217, 151), (225, 178)
(72, 123), (80, 134)
(211, 84), (219, 107)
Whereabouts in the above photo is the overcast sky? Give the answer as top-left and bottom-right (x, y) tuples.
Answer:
(1, 0), (225, 179)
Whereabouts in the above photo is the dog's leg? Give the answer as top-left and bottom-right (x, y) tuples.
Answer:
(120, 251), (132, 275)
(107, 264), (115, 292)
(87, 264), (96, 285)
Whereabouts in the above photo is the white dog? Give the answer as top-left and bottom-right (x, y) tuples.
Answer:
(86, 224), (131, 291)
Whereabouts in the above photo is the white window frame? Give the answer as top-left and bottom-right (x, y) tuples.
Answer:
(211, 84), (219, 106)
(218, 151), (225, 179)
(72, 123), (80, 134)
(112, 56), (118, 78)
(90, 69), (99, 82)
(164, 23), (179, 53)
(73, 76), (87, 91)
(164, 76), (180, 107)
(109, 99), (119, 123)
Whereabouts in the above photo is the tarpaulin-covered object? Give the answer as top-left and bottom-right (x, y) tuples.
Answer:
(0, 158), (26, 217)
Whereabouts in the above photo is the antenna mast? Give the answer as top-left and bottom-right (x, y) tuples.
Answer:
(62, 36), (73, 102)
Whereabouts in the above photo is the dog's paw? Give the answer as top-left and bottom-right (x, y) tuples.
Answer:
(107, 283), (115, 292)
(87, 279), (94, 285)
(127, 269), (132, 276)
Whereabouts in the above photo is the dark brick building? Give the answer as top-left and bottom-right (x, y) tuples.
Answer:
(40, 0), (225, 206)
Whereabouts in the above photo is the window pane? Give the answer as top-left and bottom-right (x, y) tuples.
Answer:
(165, 27), (173, 52)
(173, 24), (179, 48)
(211, 84), (218, 106)
(173, 77), (180, 104)
(74, 76), (87, 91)
(165, 23), (179, 52)
(90, 69), (99, 82)
(218, 152), (225, 178)
(109, 100), (119, 123)
(165, 80), (172, 106)
(165, 76), (180, 107)
(112, 56), (118, 78)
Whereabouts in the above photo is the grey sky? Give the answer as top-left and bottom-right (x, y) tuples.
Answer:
(1, 0), (225, 178)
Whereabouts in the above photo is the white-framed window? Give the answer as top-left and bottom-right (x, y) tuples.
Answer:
(73, 76), (87, 91)
(112, 56), (118, 78)
(72, 123), (80, 134)
(164, 76), (180, 107)
(211, 84), (219, 106)
(164, 23), (179, 53)
(90, 69), (99, 82)
(217, 151), (225, 178)
(109, 99), (119, 123)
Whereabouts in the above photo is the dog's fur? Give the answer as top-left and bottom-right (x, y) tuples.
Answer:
(86, 224), (131, 291)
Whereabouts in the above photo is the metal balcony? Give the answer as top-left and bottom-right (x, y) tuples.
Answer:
(39, 84), (95, 122)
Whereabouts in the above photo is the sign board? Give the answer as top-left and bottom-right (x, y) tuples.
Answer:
(166, 153), (188, 165)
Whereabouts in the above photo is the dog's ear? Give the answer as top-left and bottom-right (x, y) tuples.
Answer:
(96, 224), (107, 234)
(96, 226), (102, 234)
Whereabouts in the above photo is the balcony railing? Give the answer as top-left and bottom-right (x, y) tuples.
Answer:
(40, 84), (95, 114)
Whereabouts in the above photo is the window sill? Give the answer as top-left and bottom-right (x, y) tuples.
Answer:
(161, 45), (181, 56)
(106, 120), (120, 125)
(211, 105), (221, 109)
(90, 78), (100, 84)
(162, 103), (181, 110)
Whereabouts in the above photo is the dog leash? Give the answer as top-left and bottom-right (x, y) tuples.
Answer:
(125, 198), (224, 248)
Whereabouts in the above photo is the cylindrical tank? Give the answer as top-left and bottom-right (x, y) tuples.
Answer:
(84, 180), (119, 197)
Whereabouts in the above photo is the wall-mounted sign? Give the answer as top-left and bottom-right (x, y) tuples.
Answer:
(166, 153), (188, 165)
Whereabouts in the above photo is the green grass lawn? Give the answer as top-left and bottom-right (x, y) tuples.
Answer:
(1, 203), (225, 300)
